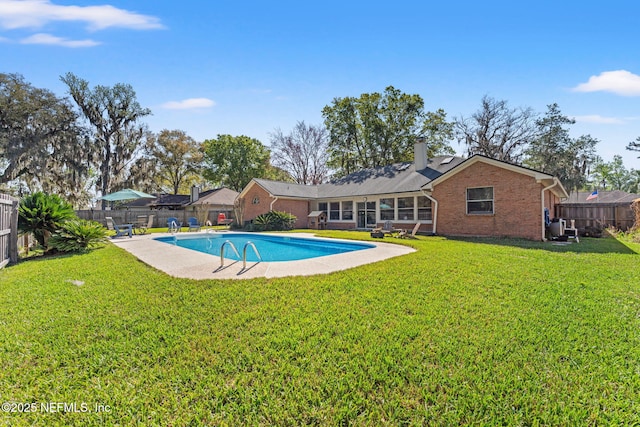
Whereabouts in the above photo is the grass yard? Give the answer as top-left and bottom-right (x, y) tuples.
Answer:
(1, 232), (639, 425)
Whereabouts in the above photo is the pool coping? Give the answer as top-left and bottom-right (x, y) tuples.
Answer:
(109, 231), (415, 280)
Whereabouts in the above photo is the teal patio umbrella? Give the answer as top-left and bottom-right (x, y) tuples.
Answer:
(99, 188), (156, 202)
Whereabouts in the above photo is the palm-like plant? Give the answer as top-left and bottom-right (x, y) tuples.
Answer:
(18, 192), (75, 250)
(49, 219), (109, 253)
(252, 211), (296, 231)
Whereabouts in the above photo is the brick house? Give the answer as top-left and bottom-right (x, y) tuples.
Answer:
(238, 143), (568, 240)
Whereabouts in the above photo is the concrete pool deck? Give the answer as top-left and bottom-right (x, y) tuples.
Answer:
(109, 231), (415, 280)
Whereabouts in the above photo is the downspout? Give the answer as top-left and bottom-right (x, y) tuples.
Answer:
(421, 190), (438, 235)
(270, 196), (279, 211)
(540, 179), (558, 241)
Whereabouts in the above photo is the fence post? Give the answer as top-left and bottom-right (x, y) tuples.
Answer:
(9, 199), (18, 264)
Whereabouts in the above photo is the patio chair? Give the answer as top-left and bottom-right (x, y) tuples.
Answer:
(105, 217), (133, 239)
(372, 220), (400, 236)
(134, 214), (154, 235)
(217, 212), (234, 228)
(187, 217), (202, 232)
(397, 222), (421, 239)
(167, 216), (182, 233)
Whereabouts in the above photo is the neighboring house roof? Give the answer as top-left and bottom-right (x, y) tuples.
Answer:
(189, 187), (239, 206)
(423, 155), (569, 199)
(122, 188), (238, 209)
(121, 198), (152, 208)
(562, 190), (640, 204)
(152, 194), (191, 207)
(242, 156), (466, 200)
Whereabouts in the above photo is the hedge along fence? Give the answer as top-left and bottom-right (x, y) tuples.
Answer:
(75, 208), (235, 228)
(0, 193), (19, 268)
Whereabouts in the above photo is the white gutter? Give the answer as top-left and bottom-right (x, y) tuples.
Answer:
(270, 196), (279, 211)
(540, 179), (558, 241)
(421, 190), (438, 235)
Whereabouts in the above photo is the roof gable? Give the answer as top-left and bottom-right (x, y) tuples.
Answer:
(423, 155), (569, 198)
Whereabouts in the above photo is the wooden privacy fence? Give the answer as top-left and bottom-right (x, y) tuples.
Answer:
(76, 208), (234, 228)
(0, 193), (19, 268)
(556, 203), (636, 231)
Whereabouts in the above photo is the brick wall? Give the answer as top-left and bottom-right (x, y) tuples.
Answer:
(433, 162), (545, 240)
(241, 184), (309, 228)
(272, 199), (309, 228)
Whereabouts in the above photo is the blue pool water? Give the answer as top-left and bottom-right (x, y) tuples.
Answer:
(154, 233), (375, 262)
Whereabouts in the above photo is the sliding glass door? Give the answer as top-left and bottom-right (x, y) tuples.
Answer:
(357, 201), (376, 228)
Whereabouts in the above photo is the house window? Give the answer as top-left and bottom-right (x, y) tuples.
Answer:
(252, 196), (260, 204)
(417, 196), (432, 220)
(467, 187), (494, 214)
(397, 197), (414, 220)
(380, 198), (395, 220)
(329, 202), (340, 220)
(318, 202), (329, 215)
(342, 201), (353, 220)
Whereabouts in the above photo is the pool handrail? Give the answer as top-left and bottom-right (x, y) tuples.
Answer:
(242, 241), (262, 269)
(220, 240), (240, 267)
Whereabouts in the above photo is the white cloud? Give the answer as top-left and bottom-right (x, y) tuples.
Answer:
(20, 32), (100, 47)
(571, 114), (625, 125)
(161, 98), (216, 110)
(0, 0), (164, 31)
(572, 70), (640, 96)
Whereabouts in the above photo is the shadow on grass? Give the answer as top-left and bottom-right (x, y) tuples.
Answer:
(16, 247), (104, 265)
(445, 235), (639, 255)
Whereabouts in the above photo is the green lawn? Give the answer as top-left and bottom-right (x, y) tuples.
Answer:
(1, 232), (639, 425)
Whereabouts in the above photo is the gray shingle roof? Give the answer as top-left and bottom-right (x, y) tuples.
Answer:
(253, 179), (320, 199)
(254, 156), (465, 199)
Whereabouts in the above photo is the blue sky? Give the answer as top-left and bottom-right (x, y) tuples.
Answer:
(2, 0), (640, 170)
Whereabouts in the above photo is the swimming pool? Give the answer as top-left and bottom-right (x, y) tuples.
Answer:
(154, 233), (376, 262)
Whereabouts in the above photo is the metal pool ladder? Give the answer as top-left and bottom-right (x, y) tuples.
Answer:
(219, 240), (263, 269)
(220, 240), (240, 267)
(242, 241), (262, 269)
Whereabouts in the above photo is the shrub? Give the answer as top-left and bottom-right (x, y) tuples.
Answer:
(49, 219), (109, 253)
(252, 211), (296, 231)
(18, 192), (76, 250)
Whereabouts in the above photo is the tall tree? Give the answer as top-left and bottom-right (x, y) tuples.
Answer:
(269, 121), (330, 184)
(0, 73), (90, 204)
(60, 72), (151, 208)
(626, 169), (640, 193)
(322, 86), (452, 177)
(627, 136), (640, 157)
(201, 134), (271, 191)
(455, 95), (537, 163)
(419, 109), (456, 158)
(589, 155), (632, 191)
(590, 156), (612, 191)
(606, 155), (630, 190)
(524, 104), (598, 192)
(129, 129), (203, 194)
